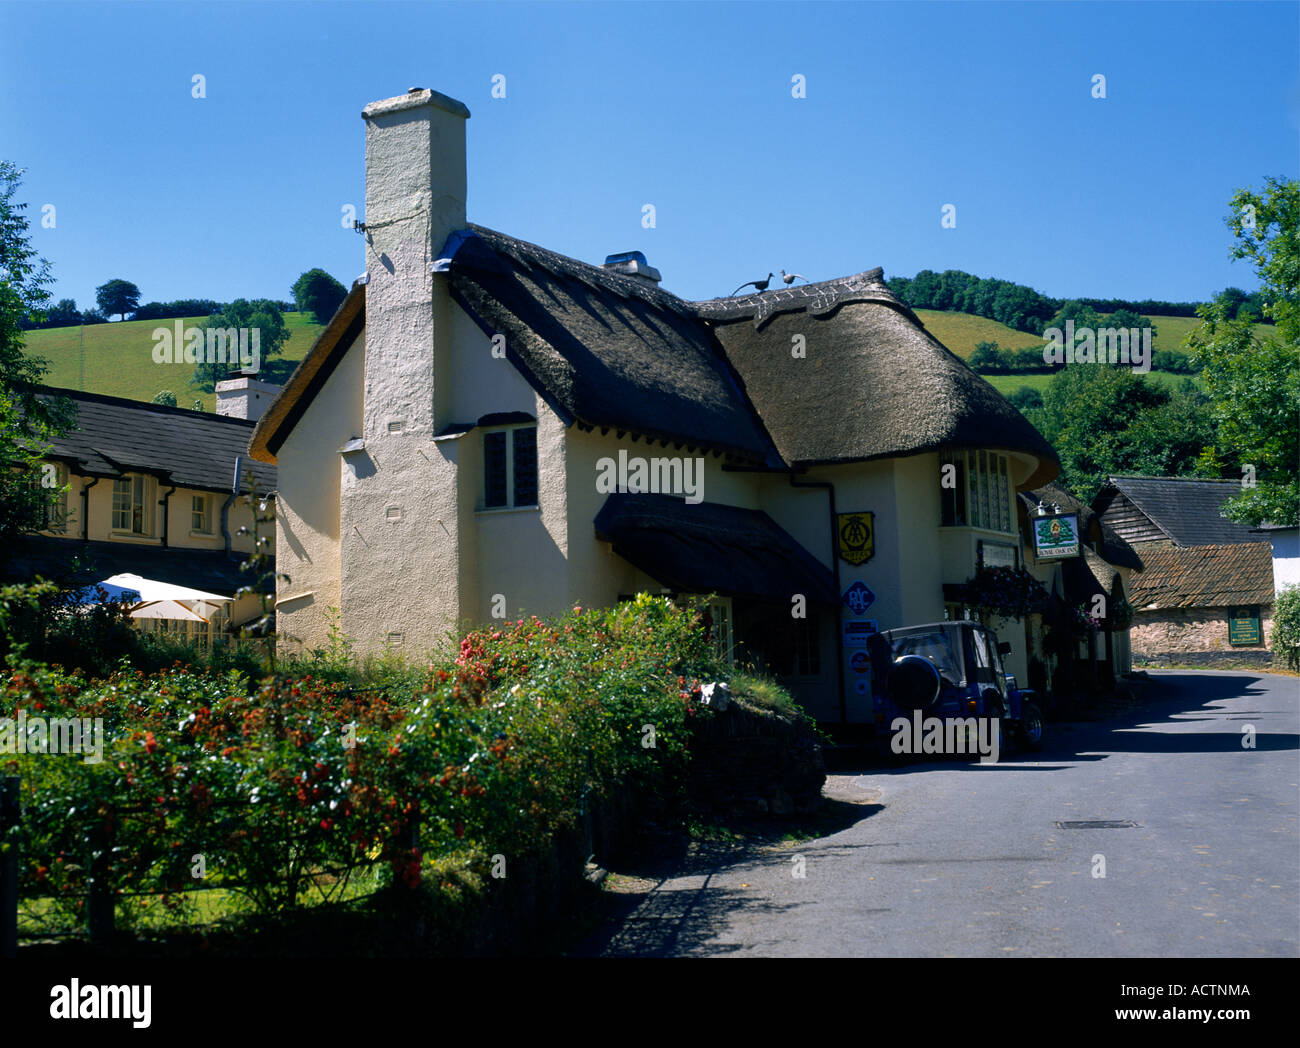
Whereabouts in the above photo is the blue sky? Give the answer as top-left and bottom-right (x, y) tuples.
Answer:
(2, 0), (1296, 312)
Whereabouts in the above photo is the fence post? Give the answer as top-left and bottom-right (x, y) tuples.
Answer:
(1, 776), (18, 959)
(86, 816), (114, 945)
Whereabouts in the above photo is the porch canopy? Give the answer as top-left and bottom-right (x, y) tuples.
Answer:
(130, 599), (209, 622)
(594, 493), (837, 604)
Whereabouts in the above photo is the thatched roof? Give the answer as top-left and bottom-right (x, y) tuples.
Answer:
(24, 385), (274, 494)
(1128, 542), (1275, 610)
(444, 225), (782, 465)
(1020, 482), (1144, 571)
(593, 493), (837, 604)
(697, 272), (1060, 486)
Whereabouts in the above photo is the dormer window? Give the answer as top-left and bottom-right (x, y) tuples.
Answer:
(112, 474), (155, 536)
(483, 424), (538, 509)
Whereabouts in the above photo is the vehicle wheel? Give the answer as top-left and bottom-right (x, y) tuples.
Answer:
(1018, 701), (1044, 752)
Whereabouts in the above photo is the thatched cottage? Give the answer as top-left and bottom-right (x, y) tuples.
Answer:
(250, 87), (1082, 723)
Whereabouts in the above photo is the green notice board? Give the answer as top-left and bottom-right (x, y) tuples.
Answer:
(1228, 607), (1261, 646)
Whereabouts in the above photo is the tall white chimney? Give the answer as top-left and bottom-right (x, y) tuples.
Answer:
(337, 87), (472, 654)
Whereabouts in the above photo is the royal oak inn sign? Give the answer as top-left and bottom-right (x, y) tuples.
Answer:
(1034, 513), (1080, 559)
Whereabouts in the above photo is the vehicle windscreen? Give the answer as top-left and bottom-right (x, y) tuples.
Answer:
(892, 632), (962, 684)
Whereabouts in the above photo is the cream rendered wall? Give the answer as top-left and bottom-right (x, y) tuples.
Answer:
(564, 428), (759, 611)
(275, 331), (364, 653)
(51, 468), (269, 558)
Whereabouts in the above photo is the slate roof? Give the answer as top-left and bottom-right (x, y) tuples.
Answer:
(698, 271), (1060, 486)
(4, 535), (271, 597)
(593, 493), (838, 604)
(443, 225), (782, 465)
(23, 386), (275, 495)
(1127, 542), (1275, 610)
(1095, 476), (1259, 547)
(1019, 482), (1144, 571)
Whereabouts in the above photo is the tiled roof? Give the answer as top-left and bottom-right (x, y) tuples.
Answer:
(1127, 542), (1275, 610)
(25, 386), (275, 495)
(1100, 476), (1259, 547)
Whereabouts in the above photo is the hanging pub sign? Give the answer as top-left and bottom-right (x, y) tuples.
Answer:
(1227, 607), (1261, 646)
(1033, 513), (1079, 559)
(838, 511), (875, 565)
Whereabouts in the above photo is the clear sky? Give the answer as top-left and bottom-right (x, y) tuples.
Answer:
(2, 0), (1296, 312)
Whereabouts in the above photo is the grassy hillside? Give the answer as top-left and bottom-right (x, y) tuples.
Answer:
(21, 312), (325, 411)
(918, 307), (1270, 360)
(984, 371), (1202, 398)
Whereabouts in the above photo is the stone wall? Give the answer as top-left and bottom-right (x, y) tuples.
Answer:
(1131, 607), (1274, 668)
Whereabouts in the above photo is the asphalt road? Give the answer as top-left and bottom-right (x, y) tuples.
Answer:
(585, 670), (1300, 957)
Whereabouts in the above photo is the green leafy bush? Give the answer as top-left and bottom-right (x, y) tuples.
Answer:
(2, 595), (727, 934)
(1273, 583), (1300, 672)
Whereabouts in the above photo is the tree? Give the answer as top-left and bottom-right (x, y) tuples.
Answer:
(190, 298), (289, 393)
(291, 268), (348, 325)
(95, 278), (141, 321)
(0, 162), (74, 562)
(1187, 178), (1300, 527)
(43, 298), (81, 328)
(151, 390), (177, 407)
(1007, 386), (1043, 413)
(1027, 365), (1179, 502)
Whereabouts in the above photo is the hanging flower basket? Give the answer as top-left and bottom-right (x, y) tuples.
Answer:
(962, 566), (1050, 620)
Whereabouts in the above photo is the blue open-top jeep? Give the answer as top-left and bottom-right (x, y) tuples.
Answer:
(868, 620), (1044, 753)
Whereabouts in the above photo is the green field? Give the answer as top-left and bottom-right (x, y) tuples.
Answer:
(984, 371), (1204, 397)
(21, 312), (325, 411)
(917, 307), (1271, 361)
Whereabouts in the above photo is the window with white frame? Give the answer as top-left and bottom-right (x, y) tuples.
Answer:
(482, 425), (538, 509)
(191, 493), (212, 534)
(939, 450), (1013, 533)
(42, 462), (69, 534)
(707, 598), (734, 666)
(112, 474), (155, 536)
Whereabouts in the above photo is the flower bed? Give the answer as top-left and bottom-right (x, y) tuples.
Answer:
(1, 595), (723, 941)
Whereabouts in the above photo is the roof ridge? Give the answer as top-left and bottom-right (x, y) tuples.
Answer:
(22, 383), (259, 428)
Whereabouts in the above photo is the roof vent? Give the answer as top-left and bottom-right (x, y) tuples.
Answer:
(602, 250), (662, 286)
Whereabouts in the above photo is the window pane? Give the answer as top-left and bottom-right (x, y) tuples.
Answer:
(113, 478), (131, 531)
(967, 452), (980, 527)
(512, 427), (538, 506)
(998, 456), (1010, 531)
(484, 432), (507, 508)
(978, 451), (990, 528)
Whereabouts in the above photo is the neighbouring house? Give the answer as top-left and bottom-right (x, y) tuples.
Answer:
(1093, 475), (1280, 666)
(1092, 475), (1261, 547)
(5, 386), (277, 647)
(1253, 522), (1300, 593)
(1125, 542), (1276, 668)
(1012, 483), (1143, 699)
(248, 86), (1067, 725)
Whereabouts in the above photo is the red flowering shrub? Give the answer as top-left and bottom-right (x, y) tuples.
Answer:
(2, 595), (722, 934)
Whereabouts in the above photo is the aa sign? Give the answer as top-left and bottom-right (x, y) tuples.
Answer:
(838, 512), (874, 565)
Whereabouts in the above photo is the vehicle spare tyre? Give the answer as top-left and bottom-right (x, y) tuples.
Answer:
(888, 654), (942, 712)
